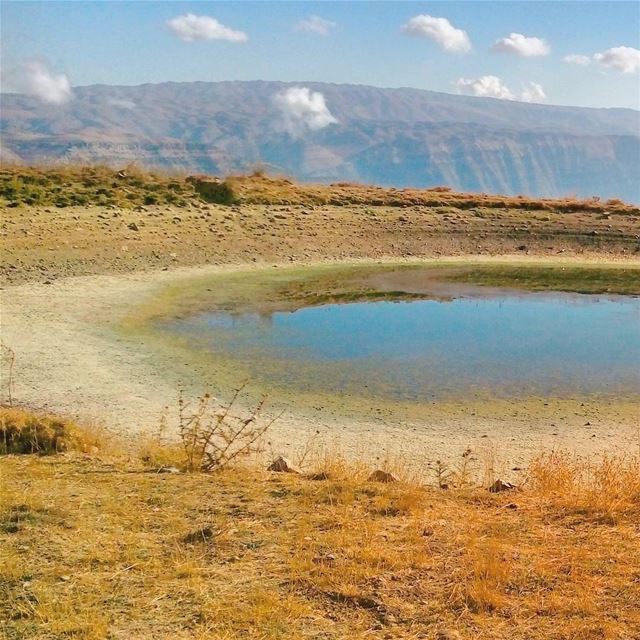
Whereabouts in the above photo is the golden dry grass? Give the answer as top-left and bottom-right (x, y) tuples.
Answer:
(2, 164), (638, 214)
(2, 409), (639, 639)
(0, 407), (105, 455)
(225, 173), (640, 214)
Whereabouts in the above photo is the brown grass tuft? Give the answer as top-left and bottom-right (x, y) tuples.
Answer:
(0, 406), (104, 455)
(526, 450), (640, 522)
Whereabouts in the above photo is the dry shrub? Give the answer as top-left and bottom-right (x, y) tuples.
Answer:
(525, 450), (640, 521)
(188, 176), (238, 204)
(0, 407), (102, 455)
(142, 385), (281, 472)
(138, 435), (186, 471)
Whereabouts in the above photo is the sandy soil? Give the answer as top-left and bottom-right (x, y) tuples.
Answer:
(2, 200), (639, 286)
(2, 256), (639, 474)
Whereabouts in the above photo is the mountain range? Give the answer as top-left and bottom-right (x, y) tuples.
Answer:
(1, 80), (639, 201)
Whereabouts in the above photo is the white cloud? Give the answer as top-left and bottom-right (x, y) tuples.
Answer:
(455, 75), (514, 100)
(455, 75), (546, 103)
(273, 87), (338, 137)
(402, 15), (471, 54)
(593, 46), (640, 73)
(107, 97), (136, 109)
(491, 33), (550, 57)
(520, 81), (546, 103)
(294, 15), (336, 36)
(563, 54), (591, 66)
(167, 13), (247, 43)
(19, 60), (73, 105)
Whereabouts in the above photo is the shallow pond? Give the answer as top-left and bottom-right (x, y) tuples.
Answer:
(157, 266), (640, 401)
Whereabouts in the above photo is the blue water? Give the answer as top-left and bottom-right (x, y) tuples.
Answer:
(165, 293), (640, 399)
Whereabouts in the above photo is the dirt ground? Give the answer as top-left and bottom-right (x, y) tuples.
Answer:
(2, 193), (640, 469)
(2, 200), (639, 286)
(2, 256), (639, 475)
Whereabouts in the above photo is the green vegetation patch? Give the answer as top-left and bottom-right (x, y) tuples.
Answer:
(445, 265), (640, 296)
(125, 264), (429, 329)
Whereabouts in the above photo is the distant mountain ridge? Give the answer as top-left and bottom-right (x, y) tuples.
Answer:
(2, 80), (639, 201)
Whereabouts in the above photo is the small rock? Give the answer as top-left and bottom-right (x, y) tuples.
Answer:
(368, 469), (398, 483)
(267, 456), (300, 474)
(182, 526), (216, 544)
(308, 470), (331, 481)
(516, 244), (527, 251)
(488, 479), (517, 493)
(156, 466), (181, 474)
(312, 553), (336, 566)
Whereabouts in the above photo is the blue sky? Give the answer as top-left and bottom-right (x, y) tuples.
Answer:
(2, 1), (639, 108)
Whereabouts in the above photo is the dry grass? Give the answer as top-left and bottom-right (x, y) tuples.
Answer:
(0, 164), (198, 209)
(0, 406), (104, 455)
(2, 409), (639, 639)
(2, 164), (638, 214)
(225, 173), (640, 214)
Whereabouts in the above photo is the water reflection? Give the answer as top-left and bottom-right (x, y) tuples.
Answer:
(162, 292), (640, 399)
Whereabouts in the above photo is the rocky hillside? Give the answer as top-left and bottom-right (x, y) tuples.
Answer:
(2, 81), (639, 201)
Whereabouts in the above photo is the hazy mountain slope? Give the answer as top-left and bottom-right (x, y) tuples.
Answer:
(2, 81), (639, 200)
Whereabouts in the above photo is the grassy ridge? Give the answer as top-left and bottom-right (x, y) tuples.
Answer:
(0, 165), (199, 209)
(2, 164), (639, 213)
(2, 407), (640, 639)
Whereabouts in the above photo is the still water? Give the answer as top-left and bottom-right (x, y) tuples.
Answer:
(163, 293), (640, 400)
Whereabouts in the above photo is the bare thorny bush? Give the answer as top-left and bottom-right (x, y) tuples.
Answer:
(147, 383), (282, 472)
(430, 447), (479, 489)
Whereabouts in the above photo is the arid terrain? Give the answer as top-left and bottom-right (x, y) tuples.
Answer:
(2, 167), (639, 460)
(2, 167), (639, 286)
(1, 166), (640, 640)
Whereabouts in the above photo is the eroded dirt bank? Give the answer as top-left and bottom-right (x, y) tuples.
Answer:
(2, 199), (639, 286)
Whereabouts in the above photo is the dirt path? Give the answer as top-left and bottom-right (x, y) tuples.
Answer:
(2, 256), (639, 473)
